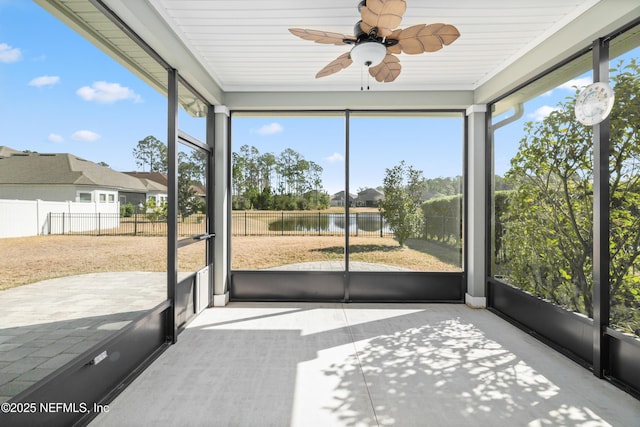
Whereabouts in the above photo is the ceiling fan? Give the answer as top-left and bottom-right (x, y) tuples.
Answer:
(289, 0), (460, 85)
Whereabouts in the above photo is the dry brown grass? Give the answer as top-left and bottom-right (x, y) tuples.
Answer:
(232, 236), (461, 271)
(1, 233), (461, 290)
(0, 235), (201, 290)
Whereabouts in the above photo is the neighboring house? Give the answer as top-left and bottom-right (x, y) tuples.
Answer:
(190, 182), (206, 199)
(356, 188), (384, 207)
(124, 172), (169, 206)
(330, 191), (356, 207)
(0, 148), (164, 205)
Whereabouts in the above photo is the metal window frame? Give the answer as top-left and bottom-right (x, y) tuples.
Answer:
(228, 109), (467, 302)
(486, 18), (640, 398)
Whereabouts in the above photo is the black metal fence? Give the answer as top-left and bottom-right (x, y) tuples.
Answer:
(232, 211), (392, 237)
(47, 211), (459, 240)
(48, 212), (205, 237)
(231, 211), (460, 239)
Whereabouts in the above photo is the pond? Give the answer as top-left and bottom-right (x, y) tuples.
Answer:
(268, 212), (392, 235)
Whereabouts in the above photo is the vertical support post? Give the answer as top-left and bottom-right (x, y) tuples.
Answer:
(380, 212), (383, 238)
(212, 105), (230, 307)
(167, 68), (179, 343)
(465, 105), (488, 308)
(245, 211), (247, 236)
(593, 38), (610, 378)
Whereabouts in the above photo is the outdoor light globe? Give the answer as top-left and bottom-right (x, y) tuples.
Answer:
(350, 41), (386, 67)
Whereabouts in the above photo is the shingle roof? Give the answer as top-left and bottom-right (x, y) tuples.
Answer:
(0, 146), (24, 158)
(0, 152), (148, 192)
(138, 178), (167, 192)
(124, 172), (168, 187)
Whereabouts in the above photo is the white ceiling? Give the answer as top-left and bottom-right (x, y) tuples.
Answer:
(142, 0), (598, 92)
(41, 0), (640, 107)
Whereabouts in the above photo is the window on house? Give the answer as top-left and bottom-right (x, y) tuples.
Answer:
(108, 194), (115, 202)
(99, 194), (106, 203)
(79, 192), (92, 202)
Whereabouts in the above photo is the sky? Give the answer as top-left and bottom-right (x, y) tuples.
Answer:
(1, 1), (632, 195)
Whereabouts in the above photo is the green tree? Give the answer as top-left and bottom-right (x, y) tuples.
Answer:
(177, 152), (205, 219)
(379, 161), (427, 246)
(231, 145), (326, 210)
(132, 135), (167, 173)
(500, 59), (640, 334)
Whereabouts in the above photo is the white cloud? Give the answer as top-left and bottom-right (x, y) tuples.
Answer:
(71, 130), (101, 142)
(28, 75), (60, 87)
(558, 77), (592, 91)
(48, 133), (64, 143)
(529, 105), (559, 121)
(76, 81), (141, 103)
(324, 152), (344, 163)
(0, 43), (21, 63)
(256, 122), (283, 136)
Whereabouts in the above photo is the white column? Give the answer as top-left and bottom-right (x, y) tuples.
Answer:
(465, 105), (487, 308)
(213, 105), (230, 306)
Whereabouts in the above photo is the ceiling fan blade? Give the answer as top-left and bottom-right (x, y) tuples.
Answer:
(316, 52), (353, 78)
(392, 23), (460, 54)
(360, 0), (407, 37)
(289, 28), (356, 46)
(369, 54), (401, 83)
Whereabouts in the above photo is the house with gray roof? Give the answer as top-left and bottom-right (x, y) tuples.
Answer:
(330, 190), (356, 207)
(125, 172), (169, 206)
(0, 147), (167, 205)
(356, 188), (384, 207)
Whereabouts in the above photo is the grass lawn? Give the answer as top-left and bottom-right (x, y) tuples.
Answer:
(1, 233), (461, 290)
(232, 235), (461, 271)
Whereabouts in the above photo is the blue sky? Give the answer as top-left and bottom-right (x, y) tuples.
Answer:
(1, 1), (626, 195)
(0, 1), (167, 171)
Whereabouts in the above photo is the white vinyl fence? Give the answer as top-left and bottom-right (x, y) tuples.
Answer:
(0, 199), (120, 238)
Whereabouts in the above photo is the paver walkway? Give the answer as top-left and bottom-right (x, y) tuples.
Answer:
(0, 272), (166, 402)
(0, 262), (413, 402)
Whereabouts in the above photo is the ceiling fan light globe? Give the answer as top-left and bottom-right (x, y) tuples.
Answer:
(350, 42), (386, 67)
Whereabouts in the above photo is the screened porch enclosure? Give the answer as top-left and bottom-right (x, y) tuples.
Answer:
(2, 1), (640, 425)
(230, 111), (465, 302)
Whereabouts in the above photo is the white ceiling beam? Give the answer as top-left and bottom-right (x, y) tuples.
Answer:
(224, 91), (473, 111)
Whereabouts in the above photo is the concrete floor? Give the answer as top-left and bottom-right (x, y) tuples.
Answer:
(91, 303), (640, 427)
